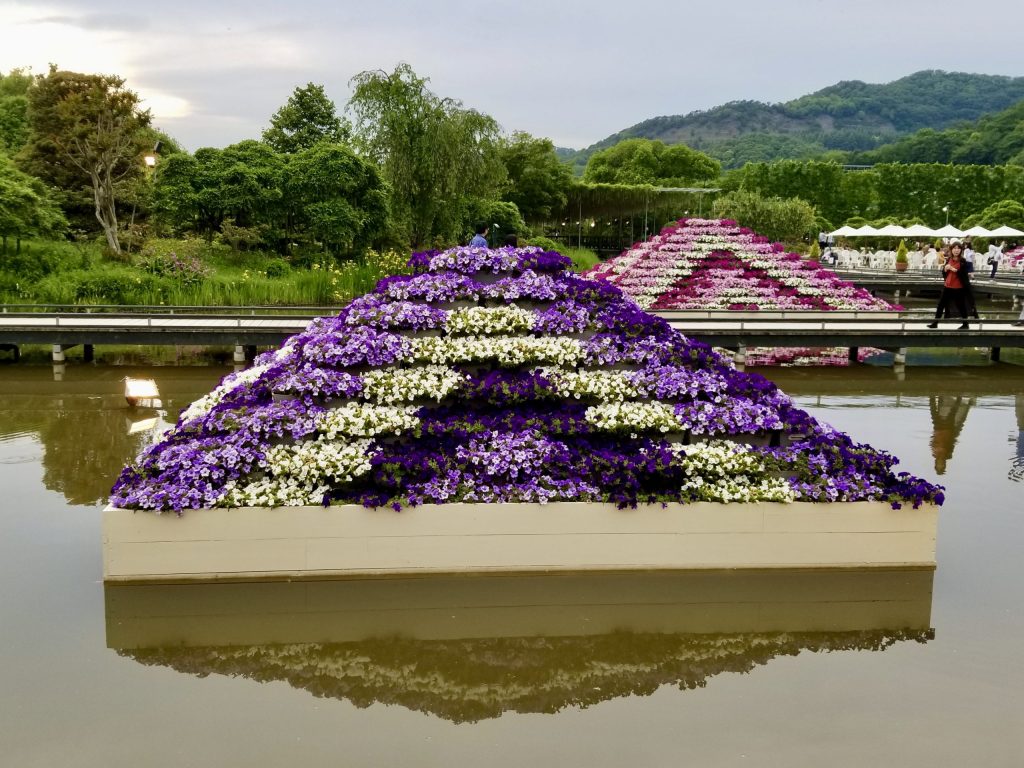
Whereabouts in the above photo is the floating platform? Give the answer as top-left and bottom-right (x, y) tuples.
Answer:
(102, 501), (939, 583)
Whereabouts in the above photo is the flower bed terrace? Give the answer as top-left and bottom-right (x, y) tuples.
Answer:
(584, 218), (897, 364)
(110, 245), (940, 514)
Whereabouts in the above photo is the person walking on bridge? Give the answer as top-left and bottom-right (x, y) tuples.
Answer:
(927, 241), (972, 330)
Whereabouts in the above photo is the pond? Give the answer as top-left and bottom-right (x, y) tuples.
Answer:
(1, 361), (1022, 767)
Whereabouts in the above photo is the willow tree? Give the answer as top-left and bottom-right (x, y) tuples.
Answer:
(347, 63), (505, 247)
(19, 67), (151, 255)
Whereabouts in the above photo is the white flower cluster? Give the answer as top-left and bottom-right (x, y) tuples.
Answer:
(585, 401), (682, 433)
(543, 368), (640, 402)
(671, 441), (795, 503)
(362, 365), (465, 404)
(317, 403), (420, 438)
(445, 305), (535, 336)
(410, 336), (585, 367)
(179, 361), (275, 423)
(219, 437), (375, 507)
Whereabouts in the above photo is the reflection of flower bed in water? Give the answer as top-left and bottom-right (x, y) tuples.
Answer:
(110, 245), (942, 512)
(744, 347), (885, 367)
(121, 629), (933, 723)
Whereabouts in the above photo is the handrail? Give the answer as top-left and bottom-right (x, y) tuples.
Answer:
(0, 303), (340, 315)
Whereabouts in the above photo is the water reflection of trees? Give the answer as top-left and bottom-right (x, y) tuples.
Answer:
(929, 394), (975, 475)
(1011, 395), (1024, 483)
(119, 629), (932, 723)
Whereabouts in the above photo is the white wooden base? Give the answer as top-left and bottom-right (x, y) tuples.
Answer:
(103, 501), (938, 583)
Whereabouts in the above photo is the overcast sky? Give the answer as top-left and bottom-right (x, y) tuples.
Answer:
(2, 0), (1023, 151)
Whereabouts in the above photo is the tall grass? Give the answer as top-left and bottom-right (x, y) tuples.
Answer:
(0, 239), (411, 307)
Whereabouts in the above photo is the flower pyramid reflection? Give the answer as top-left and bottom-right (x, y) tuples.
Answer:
(111, 246), (942, 512)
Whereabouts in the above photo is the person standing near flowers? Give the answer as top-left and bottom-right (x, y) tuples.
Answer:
(469, 224), (489, 248)
(927, 241), (972, 330)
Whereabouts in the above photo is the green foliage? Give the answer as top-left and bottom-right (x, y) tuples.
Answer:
(284, 142), (389, 254)
(0, 153), (67, 243)
(895, 240), (908, 264)
(712, 190), (817, 244)
(730, 159), (1024, 229)
(0, 69), (32, 154)
(464, 199), (526, 244)
(347, 63), (505, 247)
(18, 66), (152, 254)
(0, 237), (415, 307)
(961, 199), (1024, 232)
(583, 138), (719, 185)
(808, 241), (821, 259)
(262, 83), (349, 154)
(859, 100), (1024, 166)
(560, 247), (601, 272)
(499, 132), (571, 224)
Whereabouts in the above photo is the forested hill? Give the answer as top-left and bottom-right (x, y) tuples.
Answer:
(853, 98), (1024, 166)
(563, 71), (1024, 170)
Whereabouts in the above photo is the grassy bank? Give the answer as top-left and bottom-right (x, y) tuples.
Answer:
(0, 239), (602, 307)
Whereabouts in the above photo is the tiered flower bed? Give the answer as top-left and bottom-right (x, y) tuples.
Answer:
(584, 218), (898, 365)
(105, 245), (941, 580)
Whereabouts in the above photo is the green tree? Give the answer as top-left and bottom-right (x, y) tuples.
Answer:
(712, 189), (817, 244)
(0, 68), (32, 154)
(284, 142), (389, 254)
(262, 82), (349, 154)
(18, 67), (151, 255)
(153, 140), (285, 244)
(347, 63), (505, 247)
(499, 132), (571, 224)
(583, 138), (719, 185)
(0, 153), (67, 251)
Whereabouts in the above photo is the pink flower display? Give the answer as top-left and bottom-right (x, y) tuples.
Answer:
(584, 218), (899, 366)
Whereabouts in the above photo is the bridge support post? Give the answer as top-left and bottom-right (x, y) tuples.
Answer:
(733, 345), (746, 366)
(848, 346), (859, 362)
(233, 345), (246, 364)
(894, 289), (900, 301)
(51, 344), (65, 363)
(1013, 295), (1021, 310)
(894, 347), (907, 366)
(83, 344), (94, 362)
(991, 347), (1001, 362)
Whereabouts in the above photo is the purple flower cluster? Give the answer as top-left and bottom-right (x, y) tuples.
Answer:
(111, 244), (943, 512)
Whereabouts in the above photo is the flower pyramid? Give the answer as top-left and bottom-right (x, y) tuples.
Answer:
(111, 246), (942, 512)
(585, 218), (896, 312)
(584, 218), (898, 365)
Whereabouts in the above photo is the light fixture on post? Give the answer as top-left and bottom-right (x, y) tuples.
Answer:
(942, 205), (950, 226)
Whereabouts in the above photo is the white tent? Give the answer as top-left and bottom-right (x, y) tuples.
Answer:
(875, 224), (910, 237)
(962, 225), (992, 237)
(853, 225), (882, 236)
(904, 224), (937, 237)
(933, 224), (964, 237)
(988, 225), (1024, 237)
(828, 225), (859, 237)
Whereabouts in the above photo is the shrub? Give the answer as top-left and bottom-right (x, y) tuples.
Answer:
(712, 190), (817, 244)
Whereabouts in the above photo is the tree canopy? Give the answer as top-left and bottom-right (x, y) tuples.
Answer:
(498, 132), (571, 224)
(583, 138), (720, 186)
(347, 63), (505, 247)
(262, 83), (349, 154)
(0, 152), (67, 246)
(18, 67), (151, 254)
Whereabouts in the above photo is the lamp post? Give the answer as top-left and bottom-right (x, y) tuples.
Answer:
(942, 205), (950, 226)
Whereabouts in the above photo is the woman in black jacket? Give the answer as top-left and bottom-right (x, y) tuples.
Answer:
(927, 242), (973, 330)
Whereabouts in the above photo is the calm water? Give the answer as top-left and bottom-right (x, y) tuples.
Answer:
(1, 361), (1023, 767)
